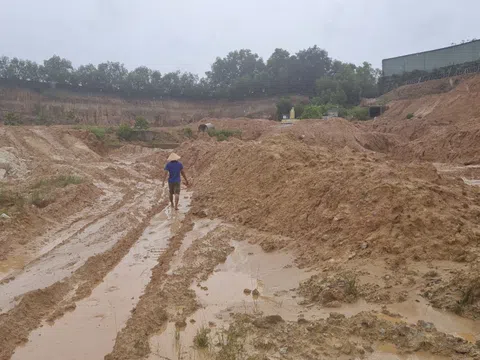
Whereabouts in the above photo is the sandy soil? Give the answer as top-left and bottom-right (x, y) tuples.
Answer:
(2, 75), (480, 360)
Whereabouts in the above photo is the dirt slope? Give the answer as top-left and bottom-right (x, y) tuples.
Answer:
(180, 134), (480, 268)
(369, 75), (480, 164)
(0, 87), (303, 126)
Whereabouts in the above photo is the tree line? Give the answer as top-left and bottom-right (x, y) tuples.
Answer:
(0, 46), (380, 104)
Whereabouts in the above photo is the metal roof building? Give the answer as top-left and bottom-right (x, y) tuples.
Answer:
(382, 40), (480, 77)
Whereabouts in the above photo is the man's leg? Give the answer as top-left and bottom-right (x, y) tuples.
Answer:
(174, 183), (181, 210)
(174, 194), (180, 210)
(168, 183), (174, 207)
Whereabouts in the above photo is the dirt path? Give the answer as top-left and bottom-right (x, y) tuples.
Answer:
(2, 126), (480, 360)
(11, 196), (191, 360)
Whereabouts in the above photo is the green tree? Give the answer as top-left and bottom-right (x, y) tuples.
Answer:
(266, 48), (291, 95)
(0, 45), (380, 104)
(75, 64), (99, 88)
(127, 66), (152, 92)
(41, 55), (74, 84)
(206, 49), (266, 98)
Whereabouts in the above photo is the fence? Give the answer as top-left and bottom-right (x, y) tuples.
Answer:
(380, 59), (480, 94)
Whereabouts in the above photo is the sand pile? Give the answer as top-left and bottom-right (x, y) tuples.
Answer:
(180, 135), (480, 267)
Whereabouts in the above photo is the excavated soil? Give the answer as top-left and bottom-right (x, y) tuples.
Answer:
(3, 74), (480, 360)
(368, 75), (480, 164)
(181, 134), (480, 267)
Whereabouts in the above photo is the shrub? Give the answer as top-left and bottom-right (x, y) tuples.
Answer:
(183, 127), (193, 138)
(134, 116), (149, 130)
(117, 124), (134, 141)
(347, 107), (370, 121)
(89, 127), (106, 139)
(207, 129), (241, 141)
(406, 113), (414, 119)
(193, 327), (210, 348)
(4, 112), (21, 126)
(300, 105), (326, 119)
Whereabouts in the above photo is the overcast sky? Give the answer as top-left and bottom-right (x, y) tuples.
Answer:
(0, 0), (478, 76)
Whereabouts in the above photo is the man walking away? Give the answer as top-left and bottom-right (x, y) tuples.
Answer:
(163, 153), (189, 210)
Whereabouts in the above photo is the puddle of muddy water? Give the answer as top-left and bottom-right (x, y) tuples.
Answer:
(149, 239), (480, 360)
(0, 182), (164, 313)
(149, 240), (321, 360)
(168, 219), (222, 275)
(369, 345), (449, 360)
(11, 194), (191, 360)
(385, 297), (480, 343)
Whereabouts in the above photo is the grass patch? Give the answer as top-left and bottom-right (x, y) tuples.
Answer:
(183, 127), (193, 138)
(193, 327), (210, 349)
(215, 323), (248, 360)
(207, 129), (242, 141)
(0, 188), (25, 214)
(344, 274), (359, 298)
(33, 175), (83, 189)
(29, 175), (83, 208)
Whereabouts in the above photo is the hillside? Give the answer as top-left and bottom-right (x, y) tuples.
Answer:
(368, 74), (480, 164)
(0, 86), (297, 126)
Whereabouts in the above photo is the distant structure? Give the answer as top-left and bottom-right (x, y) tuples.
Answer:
(198, 123), (215, 132)
(289, 107), (295, 120)
(382, 40), (480, 77)
(323, 109), (338, 120)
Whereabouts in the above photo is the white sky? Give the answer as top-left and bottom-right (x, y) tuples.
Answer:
(0, 0), (478, 75)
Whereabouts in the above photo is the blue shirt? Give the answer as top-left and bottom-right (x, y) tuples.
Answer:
(164, 161), (183, 183)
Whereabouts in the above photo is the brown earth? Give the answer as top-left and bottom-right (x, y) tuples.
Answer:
(216, 312), (479, 359)
(2, 74), (480, 360)
(180, 134), (480, 268)
(369, 74), (480, 164)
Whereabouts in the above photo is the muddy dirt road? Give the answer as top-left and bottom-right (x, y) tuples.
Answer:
(1, 125), (480, 360)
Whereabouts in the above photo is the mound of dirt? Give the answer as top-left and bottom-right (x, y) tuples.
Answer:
(423, 264), (480, 319)
(267, 118), (401, 153)
(220, 312), (480, 359)
(181, 135), (480, 267)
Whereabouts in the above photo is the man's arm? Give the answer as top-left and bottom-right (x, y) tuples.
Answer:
(162, 170), (169, 187)
(181, 169), (189, 186)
